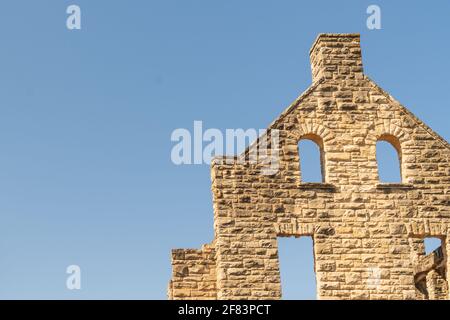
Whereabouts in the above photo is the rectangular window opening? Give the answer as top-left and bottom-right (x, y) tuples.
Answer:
(277, 236), (317, 300)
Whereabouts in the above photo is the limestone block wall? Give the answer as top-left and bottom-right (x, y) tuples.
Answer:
(414, 246), (447, 300)
(168, 244), (217, 300)
(168, 34), (450, 300)
(426, 270), (448, 300)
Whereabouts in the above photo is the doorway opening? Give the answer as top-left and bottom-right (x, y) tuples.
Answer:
(277, 236), (316, 300)
(413, 237), (447, 300)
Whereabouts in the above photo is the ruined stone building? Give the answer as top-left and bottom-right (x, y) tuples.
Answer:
(168, 34), (450, 300)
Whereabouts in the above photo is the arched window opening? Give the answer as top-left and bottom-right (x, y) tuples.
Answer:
(376, 135), (402, 183)
(298, 135), (324, 183)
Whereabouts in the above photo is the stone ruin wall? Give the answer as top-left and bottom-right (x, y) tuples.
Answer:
(414, 246), (448, 300)
(168, 34), (450, 300)
(168, 244), (217, 300)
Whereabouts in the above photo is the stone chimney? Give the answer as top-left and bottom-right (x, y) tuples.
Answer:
(309, 33), (364, 83)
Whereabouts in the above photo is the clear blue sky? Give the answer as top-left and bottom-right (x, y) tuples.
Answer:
(0, 1), (448, 299)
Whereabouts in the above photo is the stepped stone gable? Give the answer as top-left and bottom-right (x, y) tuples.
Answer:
(168, 33), (450, 300)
